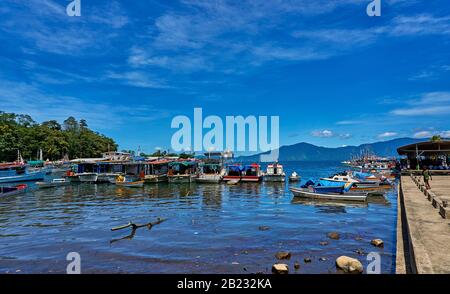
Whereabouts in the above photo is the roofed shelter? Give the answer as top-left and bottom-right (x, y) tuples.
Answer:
(397, 140), (450, 172)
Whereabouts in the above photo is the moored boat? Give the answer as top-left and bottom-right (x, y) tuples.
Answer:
(290, 186), (367, 202)
(0, 163), (45, 183)
(288, 171), (301, 182)
(223, 164), (243, 182)
(167, 160), (197, 183)
(115, 180), (144, 188)
(263, 163), (285, 182)
(168, 174), (194, 183)
(36, 178), (69, 189)
(78, 172), (98, 183)
(143, 159), (171, 183)
(320, 174), (380, 189)
(145, 174), (168, 183)
(195, 159), (225, 184)
(241, 164), (262, 182)
(0, 184), (27, 197)
(97, 173), (123, 183)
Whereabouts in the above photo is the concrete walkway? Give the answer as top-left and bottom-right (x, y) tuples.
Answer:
(397, 176), (450, 274)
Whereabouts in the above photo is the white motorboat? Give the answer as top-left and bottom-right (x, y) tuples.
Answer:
(290, 187), (367, 202)
(289, 171), (301, 182)
(263, 163), (285, 182)
(78, 173), (98, 183)
(320, 174), (379, 188)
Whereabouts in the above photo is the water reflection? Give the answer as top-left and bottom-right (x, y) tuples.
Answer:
(0, 162), (398, 274)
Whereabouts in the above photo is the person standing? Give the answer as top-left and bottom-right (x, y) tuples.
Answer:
(422, 166), (432, 190)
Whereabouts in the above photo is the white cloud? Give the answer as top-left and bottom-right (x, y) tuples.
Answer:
(378, 132), (398, 139)
(312, 130), (334, 138)
(441, 131), (450, 138)
(391, 92), (450, 116)
(0, 0), (129, 55)
(336, 120), (363, 125)
(0, 79), (170, 129)
(390, 14), (450, 37)
(105, 71), (169, 89)
(413, 130), (450, 139)
(339, 133), (352, 140)
(413, 131), (432, 139)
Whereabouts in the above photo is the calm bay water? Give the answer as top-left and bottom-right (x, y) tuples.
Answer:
(0, 161), (397, 274)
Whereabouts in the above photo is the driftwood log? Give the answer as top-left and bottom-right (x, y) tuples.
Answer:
(110, 218), (167, 244)
(111, 217), (167, 231)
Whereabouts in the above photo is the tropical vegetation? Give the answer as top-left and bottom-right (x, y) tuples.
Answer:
(0, 111), (117, 162)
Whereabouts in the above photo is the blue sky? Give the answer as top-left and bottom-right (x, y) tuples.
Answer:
(1, 0), (450, 154)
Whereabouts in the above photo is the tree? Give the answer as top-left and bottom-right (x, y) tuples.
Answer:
(79, 119), (88, 129)
(42, 120), (62, 131)
(0, 111), (117, 162)
(16, 114), (36, 127)
(63, 116), (78, 132)
(431, 135), (442, 142)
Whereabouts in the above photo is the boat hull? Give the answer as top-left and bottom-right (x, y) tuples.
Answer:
(168, 175), (193, 183)
(263, 175), (285, 182)
(65, 175), (80, 183)
(97, 173), (121, 183)
(290, 187), (367, 202)
(78, 173), (98, 183)
(288, 176), (301, 182)
(195, 175), (222, 183)
(314, 186), (344, 193)
(223, 176), (241, 181)
(144, 174), (168, 183)
(0, 171), (45, 183)
(36, 181), (69, 189)
(241, 176), (262, 182)
(115, 181), (144, 188)
(0, 185), (27, 197)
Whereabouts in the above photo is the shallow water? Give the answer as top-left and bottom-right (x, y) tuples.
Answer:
(0, 161), (397, 274)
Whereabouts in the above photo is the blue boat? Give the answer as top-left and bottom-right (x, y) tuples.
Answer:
(304, 179), (354, 194)
(0, 163), (45, 183)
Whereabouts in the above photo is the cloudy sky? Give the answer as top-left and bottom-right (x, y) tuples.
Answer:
(0, 0), (449, 153)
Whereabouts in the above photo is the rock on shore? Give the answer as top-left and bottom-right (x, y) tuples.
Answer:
(272, 263), (289, 274)
(327, 232), (340, 240)
(335, 256), (363, 274)
(275, 252), (291, 260)
(371, 239), (384, 247)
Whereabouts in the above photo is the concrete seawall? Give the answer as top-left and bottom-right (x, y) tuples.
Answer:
(396, 175), (450, 274)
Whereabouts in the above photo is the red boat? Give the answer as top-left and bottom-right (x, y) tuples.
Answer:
(223, 164), (243, 182)
(222, 163), (263, 182)
(241, 163), (262, 182)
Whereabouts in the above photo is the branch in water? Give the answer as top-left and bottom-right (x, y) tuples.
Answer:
(111, 218), (167, 231)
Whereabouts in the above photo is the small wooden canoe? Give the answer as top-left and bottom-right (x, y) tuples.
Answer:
(115, 180), (144, 188)
(290, 187), (367, 202)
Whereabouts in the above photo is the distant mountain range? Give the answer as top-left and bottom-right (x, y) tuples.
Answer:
(237, 138), (423, 162)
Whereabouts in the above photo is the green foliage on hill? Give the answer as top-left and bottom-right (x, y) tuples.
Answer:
(0, 111), (117, 162)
